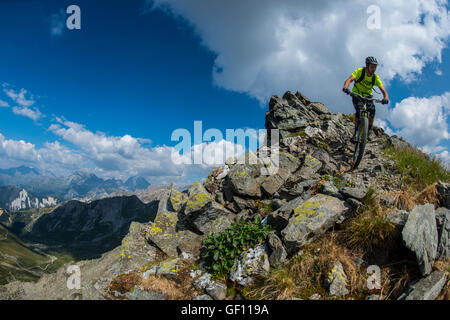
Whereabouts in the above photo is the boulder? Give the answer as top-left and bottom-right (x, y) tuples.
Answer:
(386, 209), (409, 228)
(184, 182), (212, 215)
(309, 102), (331, 115)
(227, 151), (264, 198)
(266, 232), (287, 267)
(436, 181), (450, 209)
(325, 261), (349, 297)
(398, 271), (447, 300)
(261, 168), (290, 196)
(280, 194), (352, 254)
(229, 245), (270, 286)
(186, 201), (234, 236)
(340, 187), (367, 201)
(435, 207), (450, 260)
(205, 282), (227, 300)
(168, 188), (188, 212)
(143, 258), (179, 281)
(298, 154), (322, 180)
(402, 204), (438, 276)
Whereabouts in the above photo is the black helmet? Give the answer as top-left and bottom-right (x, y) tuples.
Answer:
(366, 56), (378, 65)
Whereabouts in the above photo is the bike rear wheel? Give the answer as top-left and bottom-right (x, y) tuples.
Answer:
(352, 116), (368, 169)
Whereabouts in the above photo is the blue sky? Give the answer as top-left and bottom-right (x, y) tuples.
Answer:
(0, 0), (449, 186)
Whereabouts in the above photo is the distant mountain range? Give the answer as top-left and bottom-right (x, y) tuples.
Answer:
(0, 166), (151, 204)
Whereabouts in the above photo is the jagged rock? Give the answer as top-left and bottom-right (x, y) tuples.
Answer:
(184, 182), (212, 215)
(169, 188), (188, 212)
(279, 151), (302, 173)
(187, 201), (234, 236)
(261, 168), (290, 196)
(398, 271), (447, 300)
(227, 151), (265, 198)
(229, 245), (270, 286)
(205, 282), (227, 300)
(295, 91), (311, 106)
(386, 209), (409, 228)
(377, 193), (396, 207)
(298, 154), (322, 180)
(265, 196), (306, 232)
(325, 261), (349, 297)
(435, 207), (450, 260)
(340, 187), (366, 201)
(266, 232), (287, 267)
(436, 181), (450, 209)
(309, 102), (331, 115)
(124, 288), (166, 300)
(146, 208), (204, 258)
(402, 204), (438, 276)
(321, 181), (340, 198)
(280, 194), (352, 254)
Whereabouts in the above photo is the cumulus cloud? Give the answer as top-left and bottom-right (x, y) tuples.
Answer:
(0, 132), (41, 163)
(382, 92), (450, 147)
(0, 100), (9, 107)
(47, 117), (248, 183)
(145, 0), (449, 113)
(12, 106), (43, 121)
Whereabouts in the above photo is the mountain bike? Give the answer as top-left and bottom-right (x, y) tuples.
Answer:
(345, 91), (383, 170)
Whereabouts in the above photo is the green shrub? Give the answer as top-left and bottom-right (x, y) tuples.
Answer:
(382, 145), (450, 191)
(201, 217), (273, 277)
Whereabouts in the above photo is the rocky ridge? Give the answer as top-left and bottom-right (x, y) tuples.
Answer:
(0, 91), (448, 300)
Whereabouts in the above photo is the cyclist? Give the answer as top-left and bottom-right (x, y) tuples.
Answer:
(342, 56), (389, 142)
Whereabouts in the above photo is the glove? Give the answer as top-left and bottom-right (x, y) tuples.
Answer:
(343, 88), (350, 95)
(382, 99), (389, 105)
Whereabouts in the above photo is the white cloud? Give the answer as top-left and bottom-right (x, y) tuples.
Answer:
(12, 106), (43, 121)
(145, 0), (449, 114)
(3, 87), (35, 107)
(385, 92), (450, 147)
(47, 117), (247, 183)
(0, 100), (9, 107)
(0, 132), (41, 163)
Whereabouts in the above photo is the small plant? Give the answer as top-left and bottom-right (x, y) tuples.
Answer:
(287, 130), (308, 138)
(201, 217), (273, 277)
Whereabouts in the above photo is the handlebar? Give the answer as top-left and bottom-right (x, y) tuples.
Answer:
(346, 91), (383, 103)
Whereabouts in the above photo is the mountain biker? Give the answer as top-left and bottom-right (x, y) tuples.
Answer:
(342, 56), (389, 142)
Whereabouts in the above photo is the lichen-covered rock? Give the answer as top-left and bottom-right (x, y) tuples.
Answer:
(169, 188), (188, 212)
(227, 151), (265, 198)
(146, 210), (204, 258)
(402, 204), (438, 276)
(187, 201), (234, 236)
(398, 270), (447, 300)
(325, 261), (349, 297)
(193, 272), (213, 290)
(261, 168), (290, 196)
(205, 282), (227, 300)
(142, 258), (179, 281)
(266, 232), (287, 267)
(280, 194), (352, 254)
(229, 245), (270, 286)
(184, 182), (212, 215)
(298, 154), (322, 180)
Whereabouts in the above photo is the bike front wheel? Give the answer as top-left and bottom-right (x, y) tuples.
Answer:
(352, 116), (368, 170)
